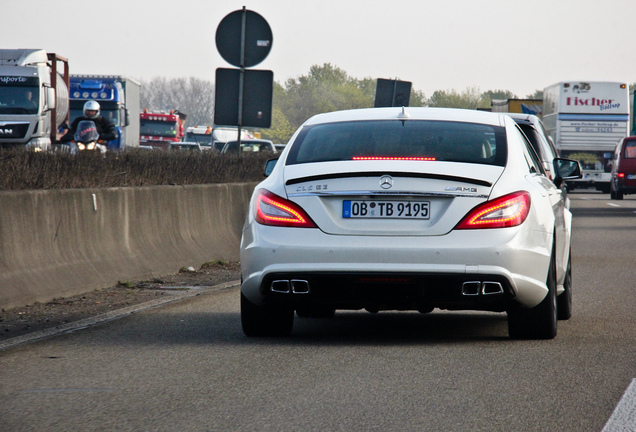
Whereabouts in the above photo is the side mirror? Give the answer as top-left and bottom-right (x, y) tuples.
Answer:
(264, 157), (279, 177)
(553, 158), (582, 188)
(124, 109), (130, 127)
(46, 87), (56, 110)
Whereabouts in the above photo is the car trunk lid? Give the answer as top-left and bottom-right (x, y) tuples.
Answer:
(283, 161), (503, 236)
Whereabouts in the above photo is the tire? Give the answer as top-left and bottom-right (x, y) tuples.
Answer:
(616, 189), (624, 200)
(241, 292), (294, 337)
(508, 248), (558, 340)
(557, 249), (573, 320)
(611, 181), (624, 199)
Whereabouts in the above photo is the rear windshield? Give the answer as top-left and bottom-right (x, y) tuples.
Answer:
(286, 120), (507, 166)
(625, 140), (636, 159)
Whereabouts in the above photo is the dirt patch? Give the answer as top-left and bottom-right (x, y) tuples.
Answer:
(0, 261), (240, 342)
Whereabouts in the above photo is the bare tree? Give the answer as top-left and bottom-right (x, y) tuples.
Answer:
(139, 77), (215, 128)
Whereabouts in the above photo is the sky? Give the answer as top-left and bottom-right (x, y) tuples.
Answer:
(4, 0), (636, 99)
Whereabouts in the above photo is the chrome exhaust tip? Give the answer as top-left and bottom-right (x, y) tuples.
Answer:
(291, 280), (310, 294)
(271, 280), (291, 294)
(481, 282), (504, 295)
(461, 281), (481, 296)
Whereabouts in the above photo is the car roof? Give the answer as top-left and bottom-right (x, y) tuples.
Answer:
(225, 139), (274, 144)
(302, 107), (506, 127)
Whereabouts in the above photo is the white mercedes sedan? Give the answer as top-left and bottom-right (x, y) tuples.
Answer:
(240, 107), (581, 339)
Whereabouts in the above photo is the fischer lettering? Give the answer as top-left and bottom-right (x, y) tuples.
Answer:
(566, 97), (618, 107)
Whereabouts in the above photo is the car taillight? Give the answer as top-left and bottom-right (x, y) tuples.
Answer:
(254, 189), (317, 228)
(618, 173), (625, 178)
(455, 191), (531, 229)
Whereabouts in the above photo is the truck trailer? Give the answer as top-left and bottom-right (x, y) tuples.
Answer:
(629, 89), (636, 136)
(542, 81), (629, 192)
(0, 49), (69, 150)
(70, 75), (140, 151)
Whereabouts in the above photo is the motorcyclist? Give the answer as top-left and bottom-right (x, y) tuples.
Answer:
(59, 100), (116, 143)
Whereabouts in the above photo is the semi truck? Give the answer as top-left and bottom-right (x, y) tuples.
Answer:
(491, 98), (543, 116)
(185, 125), (213, 148)
(69, 75), (140, 151)
(184, 125), (252, 151)
(542, 81), (629, 192)
(0, 49), (69, 150)
(139, 110), (184, 149)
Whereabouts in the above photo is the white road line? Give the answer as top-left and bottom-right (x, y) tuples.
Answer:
(607, 203), (621, 207)
(602, 379), (636, 431)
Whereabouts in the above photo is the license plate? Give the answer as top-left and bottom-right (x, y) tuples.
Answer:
(627, 174), (636, 180)
(343, 200), (430, 219)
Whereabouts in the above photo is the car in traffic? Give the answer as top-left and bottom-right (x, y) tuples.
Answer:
(212, 140), (226, 153)
(505, 113), (559, 181)
(221, 139), (277, 154)
(240, 107), (581, 339)
(168, 141), (202, 152)
(610, 136), (636, 199)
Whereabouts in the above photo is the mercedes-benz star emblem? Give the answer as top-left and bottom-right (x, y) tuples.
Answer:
(379, 175), (393, 189)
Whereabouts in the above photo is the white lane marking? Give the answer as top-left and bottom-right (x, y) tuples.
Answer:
(603, 379), (636, 431)
(607, 203), (621, 207)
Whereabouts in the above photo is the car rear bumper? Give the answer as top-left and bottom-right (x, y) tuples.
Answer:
(616, 179), (636, 194)
(240, 225), (552, 310)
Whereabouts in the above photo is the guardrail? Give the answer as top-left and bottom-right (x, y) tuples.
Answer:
(0, 183), (256, 309)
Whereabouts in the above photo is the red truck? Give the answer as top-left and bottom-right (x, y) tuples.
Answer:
(139, 109), (185, 149)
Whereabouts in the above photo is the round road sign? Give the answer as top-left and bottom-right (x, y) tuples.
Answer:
(215, 9), (273, 68)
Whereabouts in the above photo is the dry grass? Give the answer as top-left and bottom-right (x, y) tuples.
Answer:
(0, 148), (274, 190)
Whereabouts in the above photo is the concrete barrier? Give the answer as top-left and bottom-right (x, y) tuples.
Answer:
(0, 183), (257, 310)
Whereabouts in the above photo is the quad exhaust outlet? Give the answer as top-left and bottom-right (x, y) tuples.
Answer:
(461, 281), (504, 296)
(271, 279), (310, 294)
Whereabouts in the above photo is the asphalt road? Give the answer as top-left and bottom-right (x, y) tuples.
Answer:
(1, 191), (635, 431)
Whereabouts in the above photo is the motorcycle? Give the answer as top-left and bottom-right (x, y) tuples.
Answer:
(72, 120), (107, 154)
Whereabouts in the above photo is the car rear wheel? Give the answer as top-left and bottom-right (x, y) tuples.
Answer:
(241, 292), (294, 337)
(507, 249), (558, 340)
(557, 249), (573, 320)
(610, 181), (624, 200)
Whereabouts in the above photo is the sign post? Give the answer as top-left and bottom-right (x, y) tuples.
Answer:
(215, 7), (273, 155)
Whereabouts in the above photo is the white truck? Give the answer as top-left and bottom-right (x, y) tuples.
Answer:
(0, 49), (69, 150)
(208, 126), (252, 152)
(542, 81), (629, 192)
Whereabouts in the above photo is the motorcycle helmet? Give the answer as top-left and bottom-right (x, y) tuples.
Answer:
(83, 100), (100, 119)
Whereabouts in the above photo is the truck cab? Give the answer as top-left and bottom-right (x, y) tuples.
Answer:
(0, 49), (69, 151)
(69, 75), (140, 151)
